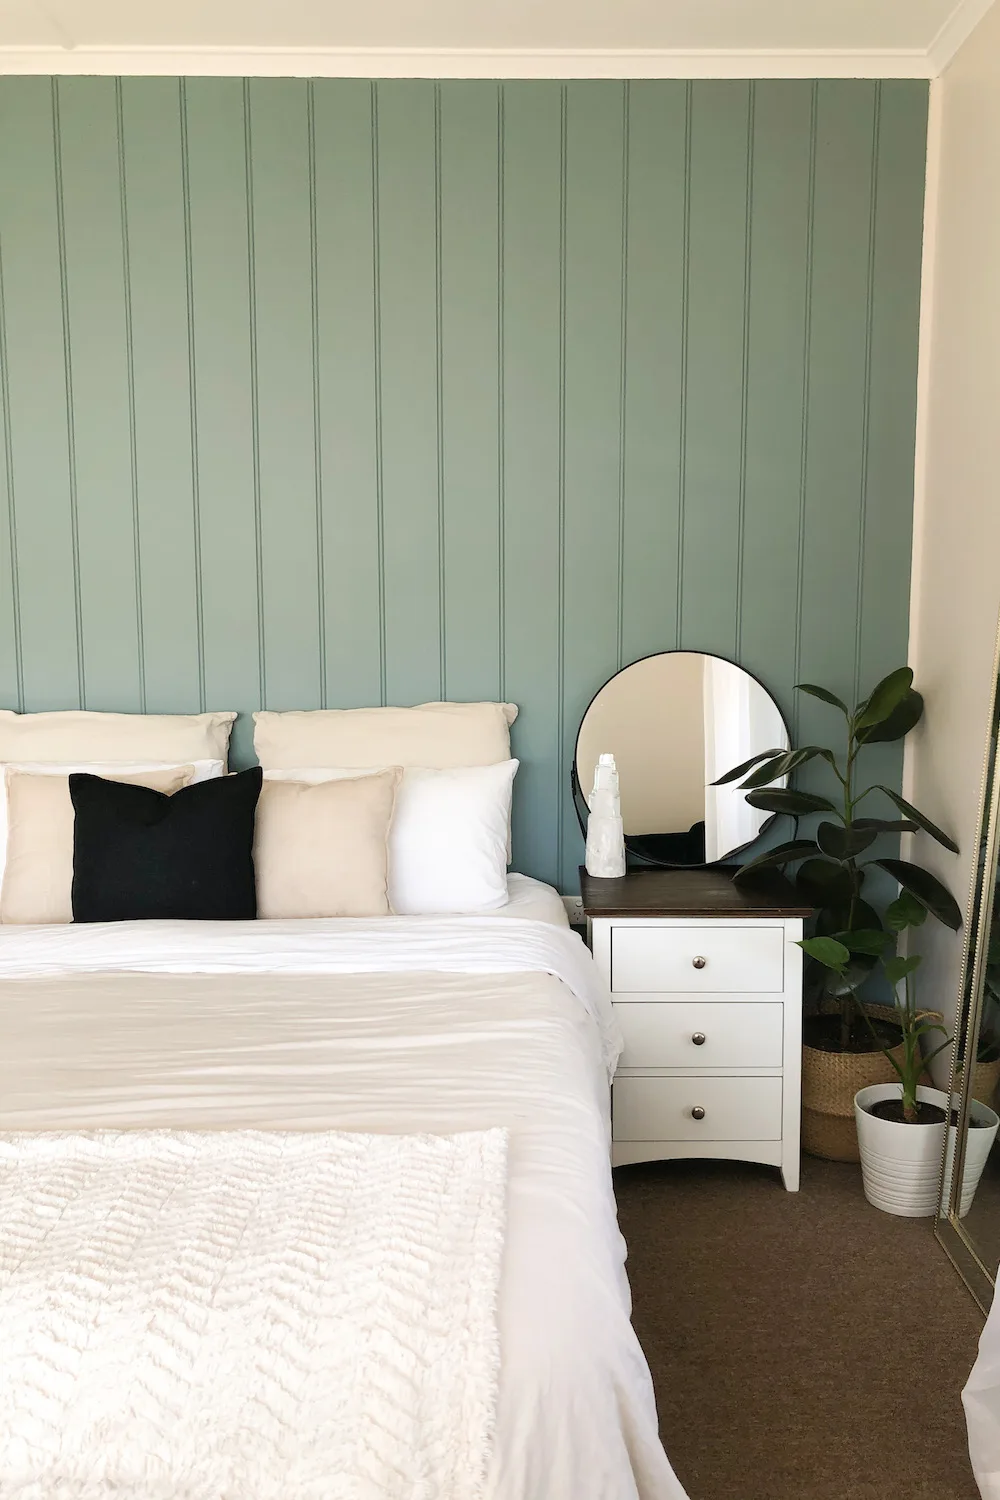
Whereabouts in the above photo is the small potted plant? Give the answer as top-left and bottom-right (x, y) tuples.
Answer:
(803, 905), (999, 1217)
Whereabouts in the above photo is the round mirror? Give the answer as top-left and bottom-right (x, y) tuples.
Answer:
(574, 651), (790, 868)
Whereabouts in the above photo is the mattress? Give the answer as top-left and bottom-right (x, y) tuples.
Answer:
(0, 881), (687, 1500)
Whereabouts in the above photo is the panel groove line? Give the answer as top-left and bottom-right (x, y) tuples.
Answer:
(114, 76), (145, 711)
(50, 79), (85, 706)
(853, 79), (883, 702)
(0, 234), (23, 709)
(178, 78), (207, 712)
(496, 82), (506, 699)
(0, 78), (929, 886)
(734, 80), (756, 660)
(242, 78), (266, 707)
(792, 80), (820, 739)
(306, 80), (326, 709)
(370, 80), (387, 706)
(675, 80), (693, 647)
(615, 80), (631, 672)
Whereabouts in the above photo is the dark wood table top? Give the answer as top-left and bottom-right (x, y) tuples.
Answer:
(579, 865), (813, 919)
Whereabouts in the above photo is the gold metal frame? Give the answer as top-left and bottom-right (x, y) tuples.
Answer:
(935, 610), (1000, 1314)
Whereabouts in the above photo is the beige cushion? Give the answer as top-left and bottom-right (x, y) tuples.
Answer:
(254, 770), (401, 919)
(253, 702), (517, 771)
(0, 711), (236, 766)
(1, 765), (195, 925)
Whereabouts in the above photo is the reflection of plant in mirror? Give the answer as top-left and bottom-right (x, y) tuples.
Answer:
(714, 667), (962, 1052)
(799, 891), (951, 1121)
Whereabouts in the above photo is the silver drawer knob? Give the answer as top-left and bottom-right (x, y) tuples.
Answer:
(692, 955), (707, 970)
(691, 1106), (706, 1121)
(691, 1032), (706, 1046)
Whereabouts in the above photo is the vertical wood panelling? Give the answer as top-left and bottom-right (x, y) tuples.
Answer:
(183, 79), (261, 765)
(0, 78), (928, 886)
(0, 78), (81, 708)
(560, 81), (628, 891)
(311, 80), (383, 710)
(119, 78), (202, 712)
(57, 78), (142, 710)
(501, 82), (564, 888)
(798, 82), (880, 725)
(438, 82), (502, 705)
(618, 81), (688, 667)
(375, 81), (442, 706)
(681, 81), (753, 658)
(246, 80), (322, 711)
(738, 81), (814, 707)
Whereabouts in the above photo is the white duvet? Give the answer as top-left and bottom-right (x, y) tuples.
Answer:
(0, 882), (688, 1500)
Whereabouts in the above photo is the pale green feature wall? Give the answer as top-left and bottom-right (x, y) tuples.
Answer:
(0, 79), (928, 890)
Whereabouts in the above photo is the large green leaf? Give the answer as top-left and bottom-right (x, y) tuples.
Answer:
(795, 857), (855, 906)
(711, 749), (788, 787)
(884, 953), (922, 987)
(738, 754), (797, 791)
(854, 667), (914, 732)
(851, 817), (919, 835)
(856, 690), (924, 744)
(798, 936), (850, 970)
(813, 899), (883, 936)
(739, 745), (838, 790)
(734, 840), (818, 878)
(871, 786), (960, 854)
(794, 683), (850, 715)
(836, 928), (892, 956)
(885, 891), (927, 932)
(744, 789), (837, 815)
(873, 857), (963, 931)
(822, 956), (876, 997)
(816, 821), (878, 860)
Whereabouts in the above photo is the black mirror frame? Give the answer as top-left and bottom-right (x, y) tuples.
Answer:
(571, 648), (792, 871)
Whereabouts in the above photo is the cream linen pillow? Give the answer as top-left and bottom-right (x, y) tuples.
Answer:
(253, 768), (401, 919)
(0, 710), (236, 766)
(253, 701), (517, 771)
(1, 764), (195, 925)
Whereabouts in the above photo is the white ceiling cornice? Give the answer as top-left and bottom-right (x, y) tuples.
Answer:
(927, 0), (997, 71)
(0, 46), (939, 79)
(0, 0), (994, 80)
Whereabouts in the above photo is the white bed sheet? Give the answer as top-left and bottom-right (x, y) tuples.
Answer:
(0, 897), (686, 1500)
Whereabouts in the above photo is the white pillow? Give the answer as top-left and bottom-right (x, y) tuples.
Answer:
(0, 711), (236, 765)
(264, 761), (519, 915)
(253, 702), (517, 771)
(0, 759), (224, 892)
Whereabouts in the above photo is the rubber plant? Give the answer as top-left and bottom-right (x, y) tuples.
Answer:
(713, 666), (962, 1052)
(799, 890), (952, 1120)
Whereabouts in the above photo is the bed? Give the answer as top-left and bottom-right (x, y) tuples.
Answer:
(0, 874), (688, 1500)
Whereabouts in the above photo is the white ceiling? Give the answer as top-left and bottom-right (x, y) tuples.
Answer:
(0, 0), (994, 77)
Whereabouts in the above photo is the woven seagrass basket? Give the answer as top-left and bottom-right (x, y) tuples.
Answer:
(802, 1003), (915, 1163)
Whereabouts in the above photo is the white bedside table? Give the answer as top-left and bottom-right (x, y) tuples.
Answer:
(582, 867), (810, 1192)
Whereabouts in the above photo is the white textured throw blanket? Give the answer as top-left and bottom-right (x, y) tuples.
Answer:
(0, 1128), (508, 1500)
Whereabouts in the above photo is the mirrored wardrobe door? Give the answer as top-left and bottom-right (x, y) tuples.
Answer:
(937, 634), (1000, 1313)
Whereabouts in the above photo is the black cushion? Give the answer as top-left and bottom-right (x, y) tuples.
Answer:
(70, 768), (263, 923)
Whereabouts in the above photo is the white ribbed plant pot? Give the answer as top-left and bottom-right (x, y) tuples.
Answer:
(855, 1084), (999, 1218)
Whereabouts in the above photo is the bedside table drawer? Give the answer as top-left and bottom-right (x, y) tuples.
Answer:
(616, 1001), (783, 1069)
(613, 1075), (783, 1142)
(610, 924), (784, 994)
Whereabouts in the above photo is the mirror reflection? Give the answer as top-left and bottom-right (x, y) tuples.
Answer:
(575, 651), (789, 867)
(939, 687), (1000, 1297)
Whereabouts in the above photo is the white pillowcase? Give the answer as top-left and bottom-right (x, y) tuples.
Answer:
(0, 759), (224, 893)
(263, 761), (519, 915)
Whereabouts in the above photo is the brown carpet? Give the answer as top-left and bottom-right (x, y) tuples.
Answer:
(615, 1155), (985, 1500)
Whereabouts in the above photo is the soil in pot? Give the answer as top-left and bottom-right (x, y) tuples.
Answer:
(863, 1100), (993, 1126)
(868, 1098), (947, 1125)
(803, 1012), (902, 1054)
